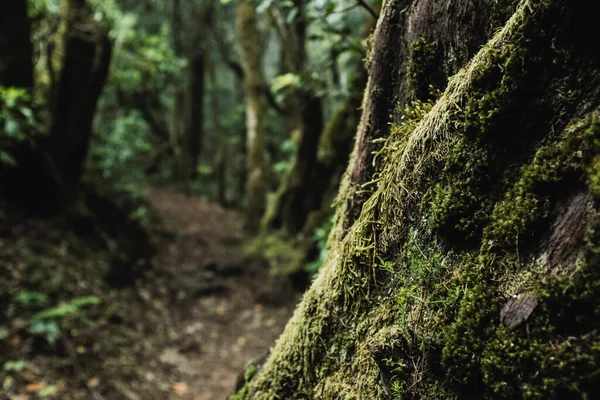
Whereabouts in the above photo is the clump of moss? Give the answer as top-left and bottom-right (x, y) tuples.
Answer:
(407, 37), (444, 101)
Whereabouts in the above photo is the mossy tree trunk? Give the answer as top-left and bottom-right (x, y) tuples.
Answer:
(232, 0), (600, 398)
(0, 0), (34, 89)
(236, 0), (267, 231)
(48, 0), (112, 197)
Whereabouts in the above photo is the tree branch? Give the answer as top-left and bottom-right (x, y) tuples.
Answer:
(356, 0), (379, 19)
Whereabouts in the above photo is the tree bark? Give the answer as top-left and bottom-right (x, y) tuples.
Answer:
(185, 51), (205, 179)
(236, 0), (267, 231)
(0, 0), (34, 89)
(207, 49), (229, 205)
(49, 0), (112, 193)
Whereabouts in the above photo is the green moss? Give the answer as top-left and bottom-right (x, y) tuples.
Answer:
(407, 37), (444, 101)
(244, 233), (307, 276)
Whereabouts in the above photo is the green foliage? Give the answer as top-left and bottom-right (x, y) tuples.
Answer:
(272, 138), (297, 179)
(31, 296), (101, 321)
(110, 23), (185, 91)
(91, 111), (151, 179)
(28, 320), (61, 345)
(14, 291), (48, 307)
(12, 290), (101, 345)
(3, 361), (27, 372)
(0, 86), (39, 167)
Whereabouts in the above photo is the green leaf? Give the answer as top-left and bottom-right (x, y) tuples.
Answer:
(3, 360), (27, 372)
(286, 7), (299, 23)
(256, 0), (275, 13)
(0, 152), (17, 167)
(28, 320), (60, 344)
(15, 291), (47, 306)
(4, 118), (20, 137)
(19, 107), (33, 120)
(40, 384), (58, 397)
(31, 296), (101, 320)
(271, 73), (301, 93)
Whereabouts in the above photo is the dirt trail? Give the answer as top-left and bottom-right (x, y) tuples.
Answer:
(145, 187), (297, 400)
(1, 187), (296, 400)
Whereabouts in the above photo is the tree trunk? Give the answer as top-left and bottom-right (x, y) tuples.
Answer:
(300, 1), (382, 234)
(236, 0), (267, 231)
(170, 0), (187, 183)
(264, 95), (323, 234)
(208, 48), (228, 205)
(0, 0), (34, 89)
(185, 51), (205, 179)
(262, 0), (325, 235)
(231, 0), (600, 398)
(49, 0), (112, 195)
(300, 68), (368, 235)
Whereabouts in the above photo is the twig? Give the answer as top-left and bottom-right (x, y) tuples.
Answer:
(356, 0), (379, 19)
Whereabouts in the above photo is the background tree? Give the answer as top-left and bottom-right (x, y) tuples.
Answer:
(236, 0), (267, 231)
(48, 0), (112, 196)
(0, 0), (34, 89)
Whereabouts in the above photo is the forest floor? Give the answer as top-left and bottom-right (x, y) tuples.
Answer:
(0, 187), (299, 400)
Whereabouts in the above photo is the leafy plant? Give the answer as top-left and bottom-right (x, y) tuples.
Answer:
(14, 291), (48, 307)
(3, 360), (27, 372)
(0, 86), (39, 167)
(21, 296), (102, 345)
(31, 296), (101, 321)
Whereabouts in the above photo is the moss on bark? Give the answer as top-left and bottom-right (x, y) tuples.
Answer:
(233, 0), (600, 398)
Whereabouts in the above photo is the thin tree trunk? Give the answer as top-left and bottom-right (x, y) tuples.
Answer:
(0, 0), (34, 89)
(236, 0), (267, 231)
(265, 95), (323, 234)
(185, 51), (205, 179)
(170, 0), (187, 183)
(207, 50), (229, 205)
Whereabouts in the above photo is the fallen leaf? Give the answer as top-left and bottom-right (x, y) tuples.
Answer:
(253, 304), (263, 312)
(10, 395), (30, 400)
(194, 396), (202, 400)
(39, 384), (58, 397)
(8, 335), (21, 346)
(215, 305), (226, 315)
(20, 370), (37, 382)
(237, 336), (246, 346)
(87, 377), (100, 388)
(172, 382), (189, 395)
(25, 382), (46, 392)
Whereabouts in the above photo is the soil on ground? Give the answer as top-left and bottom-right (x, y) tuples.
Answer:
(0, 187), (299, 400)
